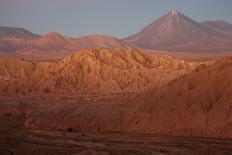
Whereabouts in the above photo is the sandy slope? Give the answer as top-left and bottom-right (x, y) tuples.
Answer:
(124, 57), (232, 138)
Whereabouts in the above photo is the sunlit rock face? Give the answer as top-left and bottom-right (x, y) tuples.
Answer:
(0, 48), (193, 95)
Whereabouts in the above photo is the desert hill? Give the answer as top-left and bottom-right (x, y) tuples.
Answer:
(0, 58), (35, 80)
(0, 37), (29, 52)
(1, 48), (232, 139)
(22, 56), (232, 140)
(0, 48), (193, 95)
(66, 35), (128, 50)
(125, 10), (232, 52)
(27, 32), (73, 50)
(0, 26), (40, 39)
(0, 31), (129, 53)
(125, 56), (232, 138)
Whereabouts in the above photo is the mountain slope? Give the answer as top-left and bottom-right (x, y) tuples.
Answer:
(28, 32), (73, 50)
(125, 10), (232, 52)
(0, 26), (40, 39)
(126, 57), (232, 138)
(0, 58), (35, 80)
(0, 32), (129, 53)
(66, 35), (128, 50)
(202, 20), (232, 37)
(0, 38), (27, 52)
(27, 34), (129, 51)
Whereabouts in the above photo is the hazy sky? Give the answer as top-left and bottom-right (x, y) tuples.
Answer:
(0, 0), (232, 38)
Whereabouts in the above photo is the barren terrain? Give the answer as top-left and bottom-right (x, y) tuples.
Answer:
(0, 47), (232, 154)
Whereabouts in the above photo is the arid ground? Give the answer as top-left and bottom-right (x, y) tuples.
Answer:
(1, 9), (232, 155)
(1, 47), (232, 155)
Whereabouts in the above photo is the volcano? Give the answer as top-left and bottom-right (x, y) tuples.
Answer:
(125, 10), (232, 52)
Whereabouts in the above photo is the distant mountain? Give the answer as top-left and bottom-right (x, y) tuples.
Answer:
(66, 35), (128, 50)
(28, 32), (73, 50)
(2, 13), (232, 54)
(0, 29), (129, 52)
(0, 26), (40, 39)
(0, 38), (27, 52)
(28, 33), (129, 51)
(125, 10), (232, 52)
(202, 20), (232, 37)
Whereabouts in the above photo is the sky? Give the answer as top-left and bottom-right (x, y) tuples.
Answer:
(0, 0), (232, 38)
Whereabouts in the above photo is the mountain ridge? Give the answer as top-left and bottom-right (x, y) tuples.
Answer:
(1, 11), (232, 53)
(0, 32), (129, 52)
